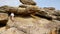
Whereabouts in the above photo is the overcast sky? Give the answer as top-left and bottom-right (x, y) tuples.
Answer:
(0, 0), (60, 10)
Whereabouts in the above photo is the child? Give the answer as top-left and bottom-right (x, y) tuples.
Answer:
(10, 13), (15, 22)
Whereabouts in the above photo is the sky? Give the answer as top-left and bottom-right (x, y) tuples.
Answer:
(0, 0), (60, 10)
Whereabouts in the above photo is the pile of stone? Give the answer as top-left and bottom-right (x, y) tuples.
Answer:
(0, 0), (60, 34)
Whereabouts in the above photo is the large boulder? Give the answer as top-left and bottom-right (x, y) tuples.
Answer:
(0, 13), (8, 27)
(19, 0), (36, 5)
(19, 5), (40, 16)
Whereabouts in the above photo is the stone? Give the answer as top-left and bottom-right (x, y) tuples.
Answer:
(7, 17), (54, 34)
(0, 5), (10, 12)
(0, 5), (40, 16)
(19, 5), (40, 16)
(0, 9), (6, 13)
(36, 9), (57, 20)
(0, 4), (60, 34)
(1, 27), (26, 34)
(0, 27), (6, 33)
(0, 5), (17, 14)
(0, 13), (8, 27)
(56, 16), (60, 21)
(54, 10), (60, 16)
(19, 0), (36, 5)
(17, 8), (26, 15)
(43, 7), (55, 10)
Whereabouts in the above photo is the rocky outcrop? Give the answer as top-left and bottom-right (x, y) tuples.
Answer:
(0, 5), (60, 34)
(0, 0), (60, 34)
(0, 13), (8, 27)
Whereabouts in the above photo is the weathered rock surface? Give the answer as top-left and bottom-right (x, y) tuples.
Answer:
(36, 8), (60, 21)
(19, 0), (36, 5)
(0, 0), (60, 34)
(0, 13), (8, 27)
(0, 13), (8, 21)
(1, 27), (26, 34)
(0, 5), (60, 34)
(43, 7), (55, 10)
(7, 17), (51, 34)
(6, 16), (60, 34)
(0, 27), (6, 33)
(0, 5), (40, 16)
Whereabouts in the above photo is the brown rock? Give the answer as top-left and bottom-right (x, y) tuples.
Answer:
(56, 16), (60, 21)
(0, 5), (17, 13)
(0, 5), (10, 12)
(19, 0), (36, 5)
(54, 10), (60, 16)
(1, 27), (26, 34)
(36, 8), (60, 20)
(0, 5), (40, 16)
(0, 27), (6, 33)
(20, 5), (40, 15)
(0, 13), (8, 27)
(17, 8), (26, 15)
(0, 9), (6, 13)
(7, 17), (53, 34)
(43, 7), (55, 10)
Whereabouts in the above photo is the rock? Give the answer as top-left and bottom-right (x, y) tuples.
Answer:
(43, 7), (55, 10)
(0, 5), (18, 14)
(0, 9), (6, 13)
(36, 8), (60, 20)
(0, 13), (8, 27)
(0, 5), (40, 16)
(0, 5), (10, 12)
(36, 9), (53, 20)
(0, 4), (60, 34)
(19, 5), (40, 15)
(19, 0), (36, 5)
(17, 8), (27, 15)
(7, 17), (53, 34)
(8, 7), (18, 14)
(56, 16), (60, 21)
(0, 27), (6, 33)
(19, 5), (28, 8)
(53, 10), (60, 16)
(1, 27), (26, 34)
